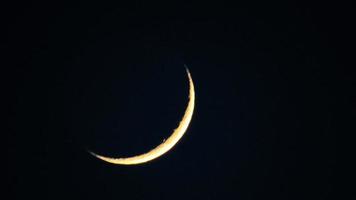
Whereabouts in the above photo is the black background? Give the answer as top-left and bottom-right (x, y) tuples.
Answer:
(6, 1), (353, 200)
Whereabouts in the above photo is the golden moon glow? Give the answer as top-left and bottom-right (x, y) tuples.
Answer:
(89, 67), (195, 165)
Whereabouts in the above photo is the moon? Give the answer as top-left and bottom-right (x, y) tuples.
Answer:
(88, 67), (195, 165)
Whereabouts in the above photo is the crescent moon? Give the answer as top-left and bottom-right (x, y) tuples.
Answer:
(88, 67), (195, 165)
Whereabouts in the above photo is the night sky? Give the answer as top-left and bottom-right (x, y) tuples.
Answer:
(7, 1), (352, 200)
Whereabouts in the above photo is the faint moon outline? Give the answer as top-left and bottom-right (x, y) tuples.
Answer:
(88, 67), (195, 165)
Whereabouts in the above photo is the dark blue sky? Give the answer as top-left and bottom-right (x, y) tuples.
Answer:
(7, 1), (352, 200)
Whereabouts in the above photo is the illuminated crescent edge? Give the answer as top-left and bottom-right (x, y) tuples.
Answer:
(88, 67), (195, 165)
